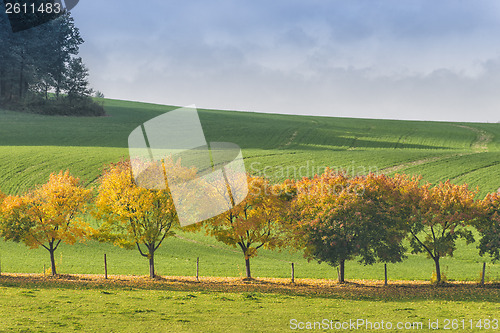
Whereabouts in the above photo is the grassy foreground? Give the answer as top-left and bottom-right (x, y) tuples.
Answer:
(0, 274), (498, 333)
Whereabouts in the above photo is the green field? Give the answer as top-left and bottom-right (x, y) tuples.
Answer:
(1, 100), (500, 332)
(1, 99), (500, 282)
(1, 99), (499, 197)
(0, 276), (498, 333)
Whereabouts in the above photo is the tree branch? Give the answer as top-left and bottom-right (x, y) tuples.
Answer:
(136, 242), (148, 257)
(154, 228), (170, 252)
(54, 238), (62, 251)
(410, 229), (435, 260)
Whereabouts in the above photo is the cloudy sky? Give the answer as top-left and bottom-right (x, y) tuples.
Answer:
(71, 0), (500, 122)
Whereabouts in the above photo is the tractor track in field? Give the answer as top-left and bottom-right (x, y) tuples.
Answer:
(285, 130), (298, 147)
(380, 156), (449, 174)
(453, 125), (493, 152)
(447, 160), (500, 183)
(276, 130), (299, 149)
(381, 125), (494, 175)
(380, 151), (480, 174)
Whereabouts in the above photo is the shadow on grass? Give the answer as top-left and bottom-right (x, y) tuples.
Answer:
(1, 273), (499, 303)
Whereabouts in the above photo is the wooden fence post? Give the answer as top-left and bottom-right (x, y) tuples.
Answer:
(196, 257), (199, 282)
(104, 254), (108, 280)
(481, 262), (486, 286)
(384, 264), (388, 286)
(291, 263), (295, 284)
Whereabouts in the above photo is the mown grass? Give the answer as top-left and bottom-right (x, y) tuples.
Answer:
(1, 228), (498, 283)
(0, 275), (498, 333)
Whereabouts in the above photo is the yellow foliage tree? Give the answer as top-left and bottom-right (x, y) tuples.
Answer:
(204, 176), (294, 279)
(94, 160), (192, 278)
(0, 171), (92, 276)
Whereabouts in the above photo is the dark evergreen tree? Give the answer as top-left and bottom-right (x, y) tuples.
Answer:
(0, 4), (103, 115)
(65, 57), (91, 104)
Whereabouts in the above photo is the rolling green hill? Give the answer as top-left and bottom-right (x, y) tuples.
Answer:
(1, 98), (499, 197)
(1, 99), (499, 280)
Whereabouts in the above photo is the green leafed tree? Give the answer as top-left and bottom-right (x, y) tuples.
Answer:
(476, 192), (500, 262)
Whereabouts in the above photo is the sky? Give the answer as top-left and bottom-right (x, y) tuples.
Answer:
(71, 0), (500, 122)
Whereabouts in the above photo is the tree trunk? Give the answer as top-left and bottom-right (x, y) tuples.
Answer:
(55, 75), (60, 99)
(49, 249), (57, 276)
(0, 69), (4, 102)
(19, 54), (24, 100)
(338, 259), (345, 283)
(434, 257), (441, 284)
(149, 251), (155, 278)
(245, 258), (251, 278)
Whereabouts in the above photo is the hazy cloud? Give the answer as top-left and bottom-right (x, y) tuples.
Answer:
(72, 0), (500, 122)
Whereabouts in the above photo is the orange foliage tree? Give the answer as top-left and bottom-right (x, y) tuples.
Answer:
(203, 176), (294, 278)
(401, 179), (480, 284)
(0, 171), (92, 276)
(291, 170), (408, 283)
(0, 191), (5, 213)
(94, 159), (195, 278)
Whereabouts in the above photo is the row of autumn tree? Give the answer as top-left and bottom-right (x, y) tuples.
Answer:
(0, 160), (499, 284)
